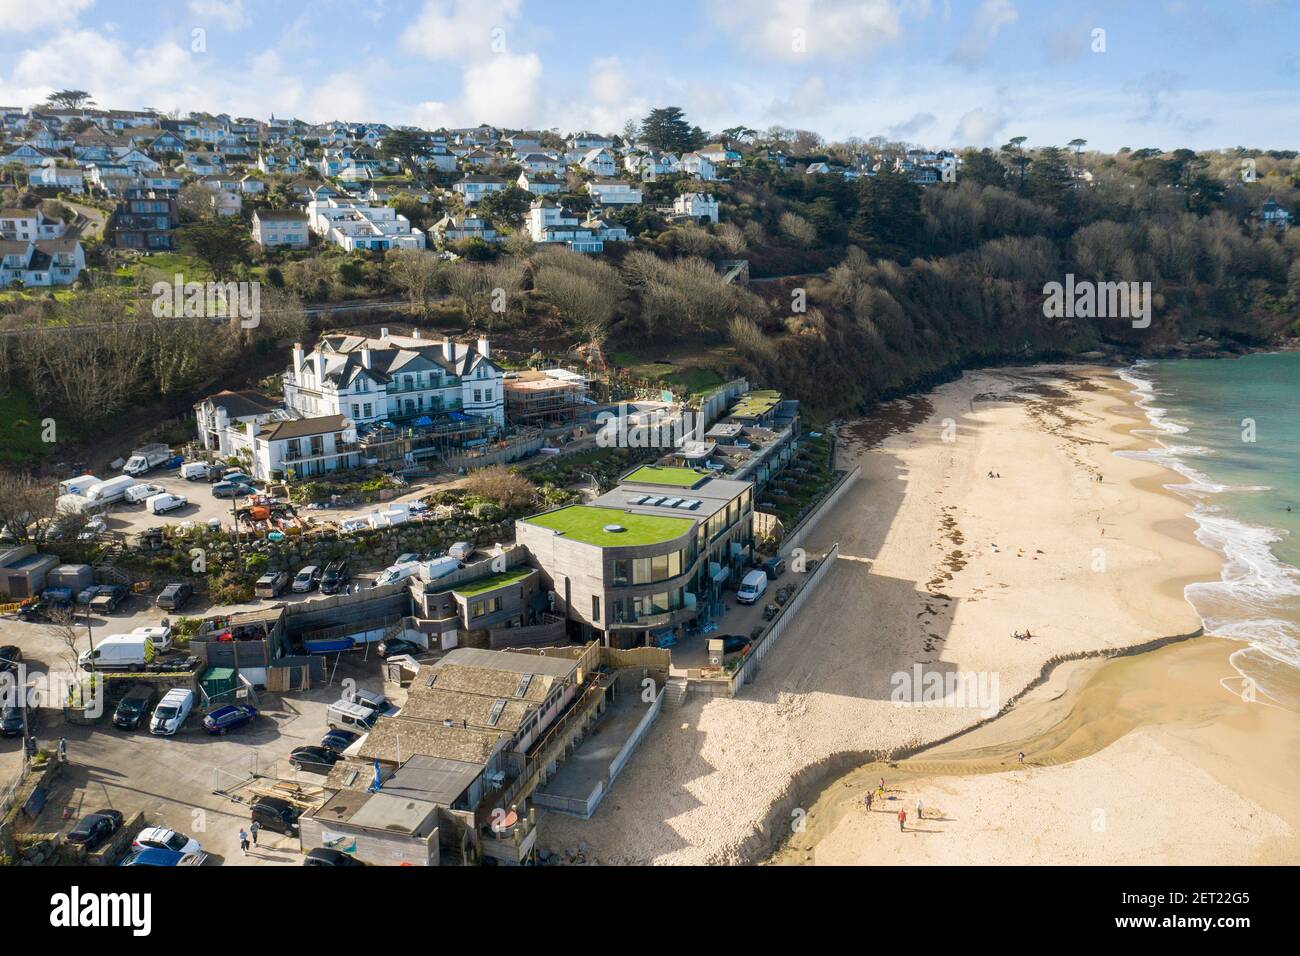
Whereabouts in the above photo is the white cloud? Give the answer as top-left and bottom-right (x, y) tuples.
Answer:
(0, 0), (92, 32)
(187, 0), (249, 31)
(952, 0), (1017, 65)
(401, 0), (523, 61)
(765, 75), (828, 120)
(952, 106), (1009, 145)
(708, 0), (911, 63)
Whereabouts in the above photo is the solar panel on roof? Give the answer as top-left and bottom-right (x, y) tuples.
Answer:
(514, 673), (533, 698)
(661, 497), (683, 507)
(682, 499), (701, 509)
(627, 494), (648, 504)
(486, 699), (508, 726)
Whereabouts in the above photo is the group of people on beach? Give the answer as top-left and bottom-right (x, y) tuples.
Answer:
(864, 777), (927, 832)
(1012, 628), (1033, 640)
(986, 470), (1003, 478)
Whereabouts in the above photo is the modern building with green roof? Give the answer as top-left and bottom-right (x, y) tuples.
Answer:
(515, 472), (755, 649)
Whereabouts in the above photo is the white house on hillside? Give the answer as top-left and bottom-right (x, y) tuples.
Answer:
(306, 195), (426, 251)
(578, 148), (618, 177)
(585, 178), (642, 205)
(282, 330), (505, 427)
(673, 193), (720, 224)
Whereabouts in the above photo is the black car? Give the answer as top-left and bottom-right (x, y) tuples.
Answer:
(66, 809), (125, 850)
(0, 645), (21, 673)
(113, 684), (158, 730)
(377, 637), (421, 659)
(303, 847), (365, 866)
(318, 561), (350, 595)
(156, 582), (192, 611)
(720, 634), (752, 656)
(320, 729), (360, 753)
(289, 746), (341, 774)
(0, 704), (37, 737)
(250, 796), (301, 836)
(89, 585), (128, 614)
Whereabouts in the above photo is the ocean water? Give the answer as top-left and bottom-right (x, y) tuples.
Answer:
(1117, 353), (1300, 708)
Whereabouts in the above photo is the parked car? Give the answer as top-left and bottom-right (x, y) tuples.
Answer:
(250, 796), (301, 836)
(212, 481), (253, 499)
(77, 516), (108, 541)
(146, 492), (188, 515)
(89, 584), (129, 614)
(318, 560), (350, 595)
(156, 582), (193, 611)
(254, 571), (290, 599)
(377, 637), (421, 659)
(179, 462), (209, 481)
(303, 847), (365, 866)
(291, 566), (320, 593)
(0, 704), (37, 737)
(395, 552), (422, 565)
(112, 684), (157, 730)
(721, 634), (753, 656)
(289, 745), (341, 774)
(65, 810), (125, 850)
(221, 471), (255, 486)
(202, 704), (258, 735)
(119, 847), (206, 866)
(320, 729), (361, 753)
(0, 645), (22, 673)
(124, 483), (166, 505)
(133, 826), (202, 855)
(150, 688), (194, 735)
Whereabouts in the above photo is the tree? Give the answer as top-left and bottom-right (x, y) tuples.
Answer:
(1001, 136), (1030, 190)
(379, 129), (429, 171)
(479, 185), (532, 226)
(464, 465), (536, 511)
(45, 89), (95, 109)
(960, 148), (1007, 188)
(179, 216), (251, 280)
(532, 248), (624, 346)
(386, 248), (443, 312)
(0, 470), (57, 545)
(639, 107), (701, 154)
(853, 167), (924, 259)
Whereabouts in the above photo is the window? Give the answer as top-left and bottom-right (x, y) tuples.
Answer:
(362, 403), (372, 418)
(470, 597), (501, 619)
(351, 404), (360, 418)
(591, 595), (601, 623)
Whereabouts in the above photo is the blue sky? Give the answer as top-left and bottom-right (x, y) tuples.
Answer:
(1, 0), (1297, 151)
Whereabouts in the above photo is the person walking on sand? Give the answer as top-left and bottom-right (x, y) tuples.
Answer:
(1018, 751), (1025, 765)
(879, 776), (886, 792)
(898, 808), (907, 832)
(239, 828), (250, 856)
(864, 791), (873, 812)
(916, 799), (923, 821)
(249, 820), (260, 847)
(58, 737), (68, 764)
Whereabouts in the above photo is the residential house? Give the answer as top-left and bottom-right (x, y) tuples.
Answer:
(194, 390), (285, 456)
(624, 151), (679, 179)
(517, 152), (564, 175)
(673, 192), (719, 224)
(679, 151), (717, 181)
(34, 161), (85, 194)
(306, 194), (426, 251)
(526, 200), (604, 253)
(430, 214), (499, 245)
(567, 132), (614, 152)
(181, 151), (224, 175)
(0, 235), (85, 287)
(282, 330), (505, 428)
(516, 171), (563, 196)
(1260, 197), (1292, 231)
(578, 148), (618, 177)
(251, 414), (361, 481)
(0, 143), (51, 167)
(0, 206), (67, 242)
(452, 175), (507, 206)
(585, 178), (642, 206)
(252, 209), (310, 248)
(106, 187), (180, 251)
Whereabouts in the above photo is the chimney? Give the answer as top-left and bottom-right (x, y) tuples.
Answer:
(380, 327), (389, 339)
(442, 337), (454, 360)
(315, 354), (324, 380)
(361, 347), (372, 369)
(412, 328), (422, 339)
(477, 336), (490, 359)
(292, 342), (304, 374)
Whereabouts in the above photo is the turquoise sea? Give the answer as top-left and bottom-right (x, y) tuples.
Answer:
(1118, 352), (1300, 707)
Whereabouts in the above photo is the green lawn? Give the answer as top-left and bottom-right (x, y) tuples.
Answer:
(115, 252), (212, 283)
(622, 465), (707, 488)
(0, 391), (55, 464)
(729, 389), (782, 418)
(523, 505), (694, 547)
(453, 567), (535, 597)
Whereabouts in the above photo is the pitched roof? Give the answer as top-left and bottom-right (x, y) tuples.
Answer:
(256, 414), (349, 441)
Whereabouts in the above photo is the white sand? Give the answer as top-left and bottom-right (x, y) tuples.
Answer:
(540, 366), (1228, 864)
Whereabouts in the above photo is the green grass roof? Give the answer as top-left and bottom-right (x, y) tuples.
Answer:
(524, 505), (695, 547)
(453, 567), (534, 597)
(729, 389), (782, 418)
(622, 465), (706, 488)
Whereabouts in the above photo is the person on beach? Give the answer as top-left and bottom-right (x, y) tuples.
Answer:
(249, 820), (260, 846)
(239, 828), (250, 855)
(865, 791), (873, 811)
(1018, 751), (1025, 764)
(898, 809), (907, 831)
(916, 799), (923, 820)
(880, 776), (886, 792)
(58, 737), (67, 764)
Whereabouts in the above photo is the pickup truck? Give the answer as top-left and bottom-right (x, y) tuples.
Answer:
(89, 585), (129, 614)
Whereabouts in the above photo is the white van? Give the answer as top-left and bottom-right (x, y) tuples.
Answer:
(375, 561), (421, 587)
(79, 633), (156, 671)
(150, 688), (194, 736)
(146, 493), (187, 515)
(86, 475), (138, 506)
(59, 474), (101, 497)
(125, 483), (166, 505)
(736, 569), (769, 605)
(179, 462), (209, 481)
(326, 700), (380, 732)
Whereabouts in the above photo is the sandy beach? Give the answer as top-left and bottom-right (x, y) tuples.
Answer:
(539, 365), (1296, 865)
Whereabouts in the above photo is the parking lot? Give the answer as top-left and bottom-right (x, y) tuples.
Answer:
(0, 589), (402, 866)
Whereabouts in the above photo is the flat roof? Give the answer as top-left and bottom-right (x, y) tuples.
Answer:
(383, 754), (484, 806)
(729, 389), (782, 418)
(452, 567), (534, 597)
(436, 647), (581, 681)
(521, 505), (694, 547)
(622, 465), (707, 488)
(347, 791), (437, 834)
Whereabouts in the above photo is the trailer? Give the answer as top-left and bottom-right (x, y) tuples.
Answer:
(85, 475), (138, 505)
